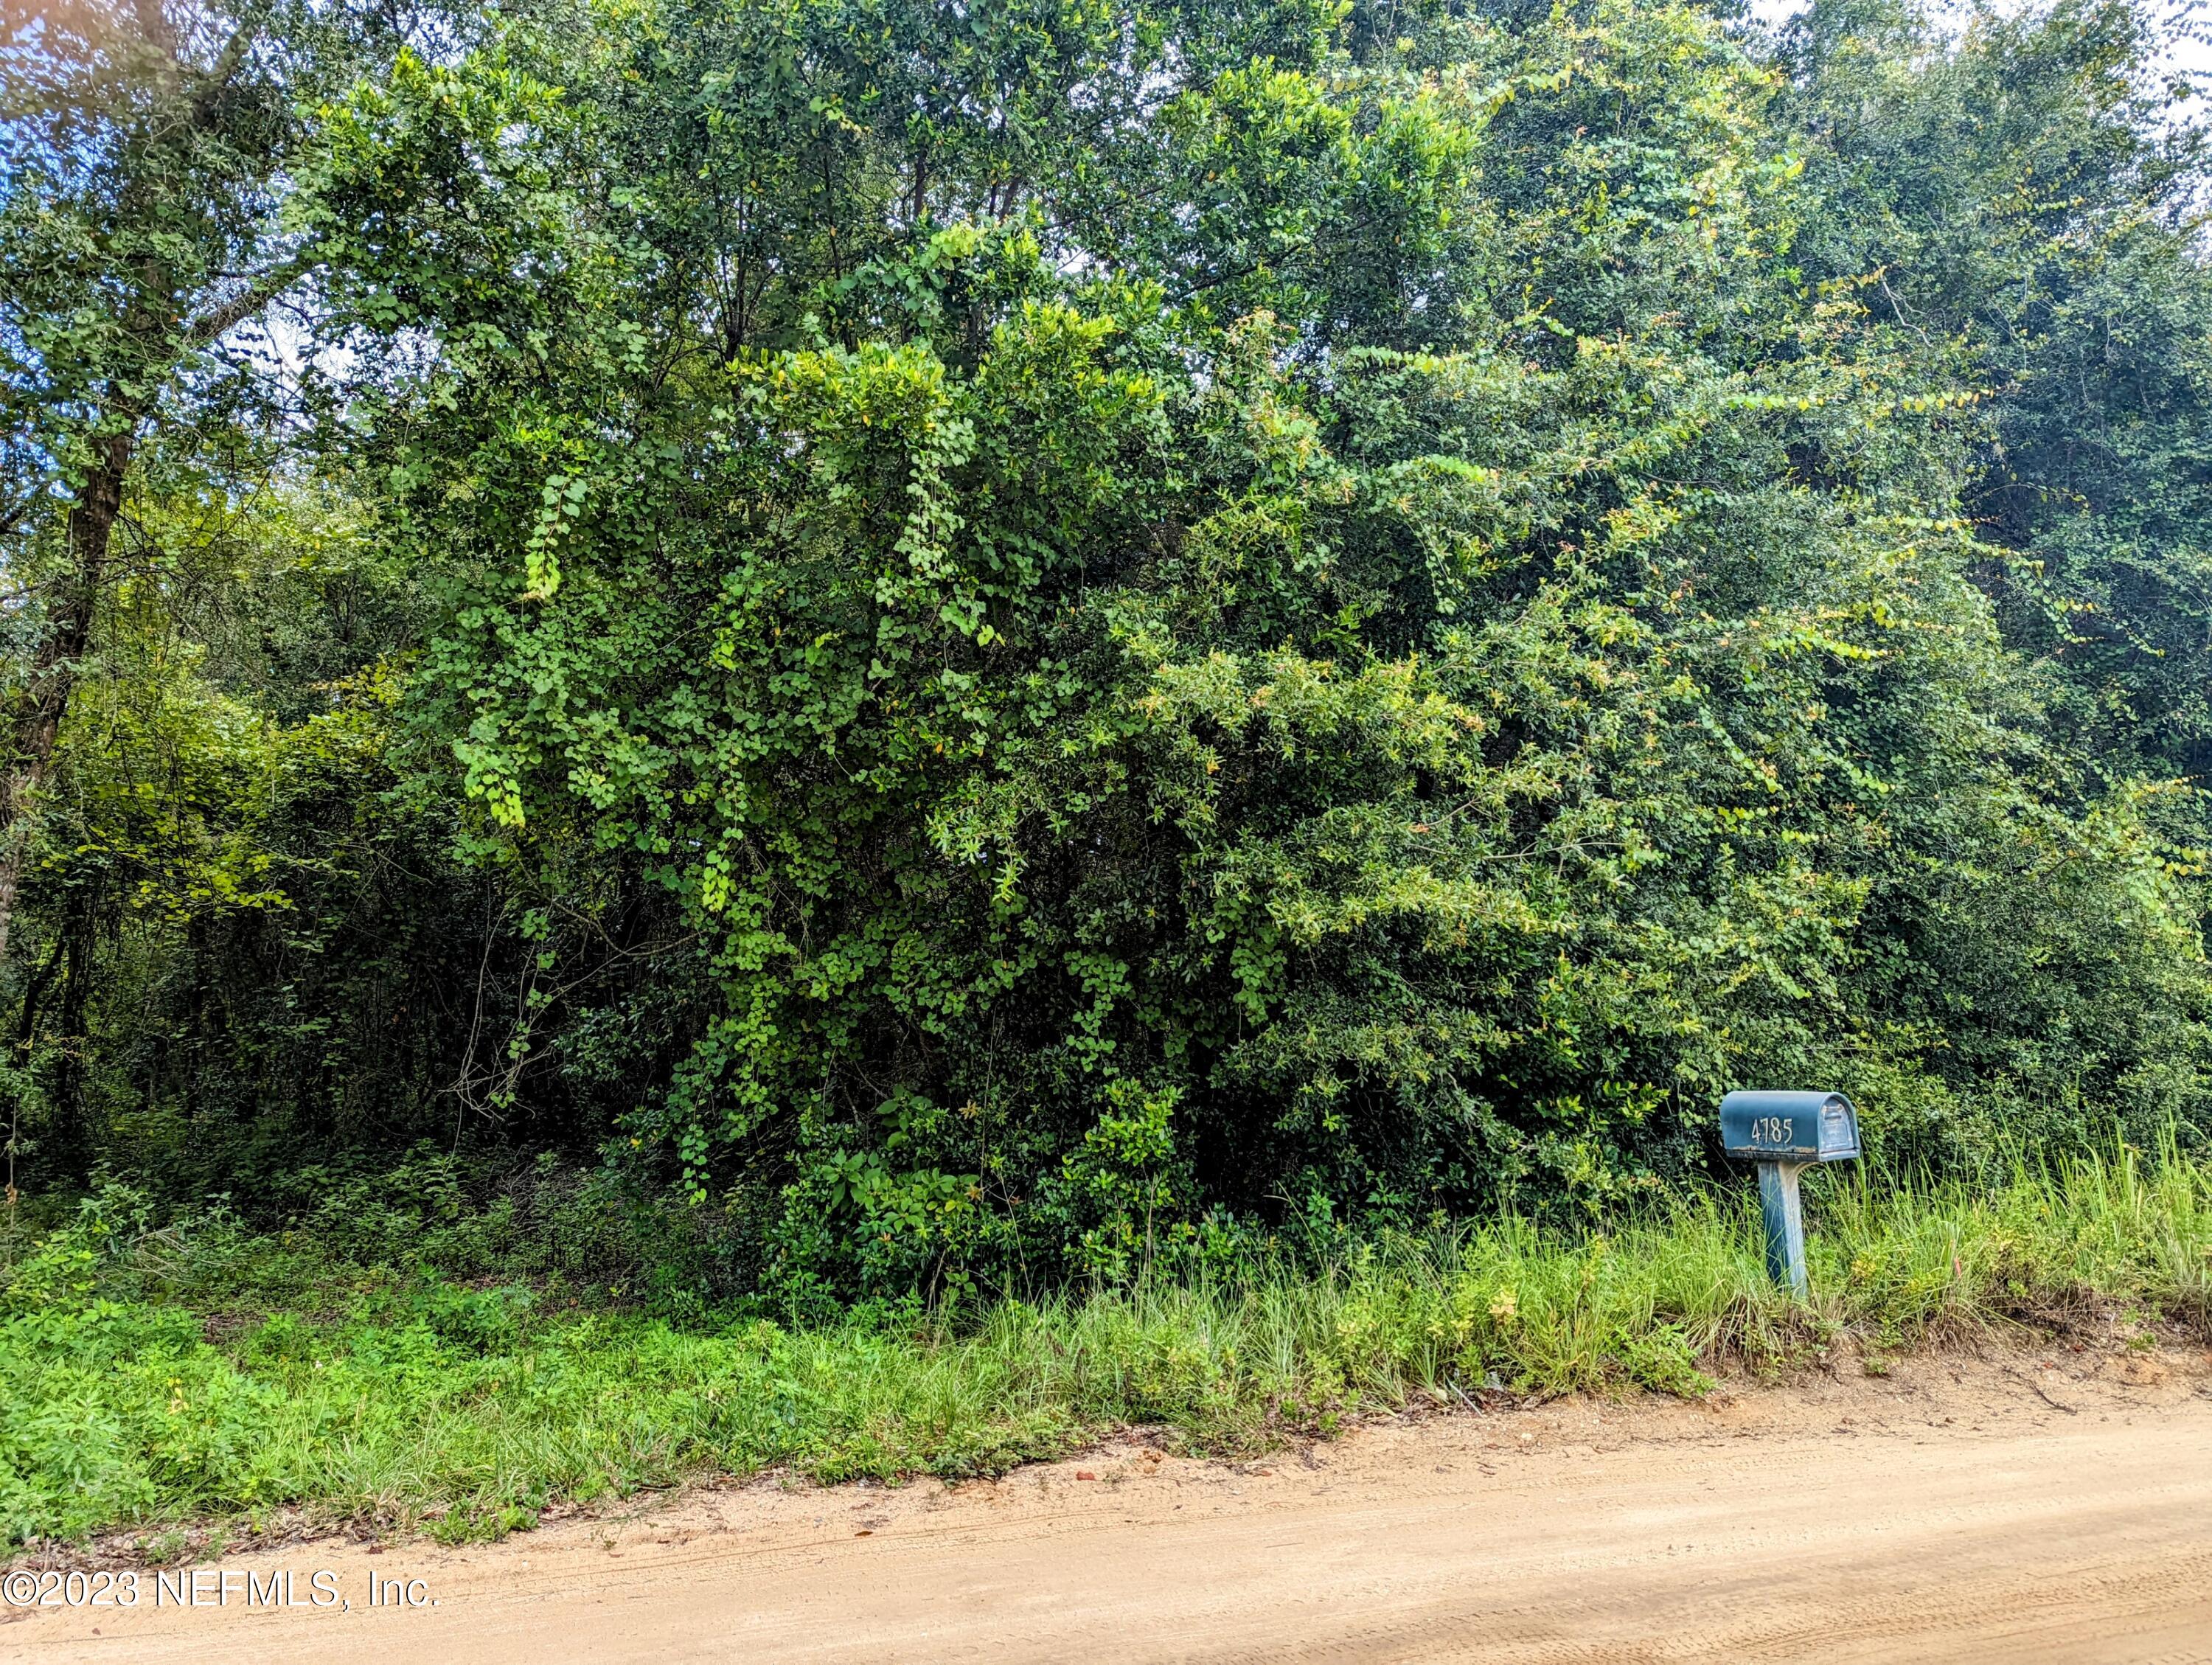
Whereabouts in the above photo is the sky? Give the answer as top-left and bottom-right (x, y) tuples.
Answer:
(1747, 0), (2212, 81)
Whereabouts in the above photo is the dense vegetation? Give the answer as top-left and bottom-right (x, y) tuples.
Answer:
(4, 1148), (2206, 1547)
(5, 0), (2212, 1312)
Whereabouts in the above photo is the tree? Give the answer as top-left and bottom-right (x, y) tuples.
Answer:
(3, 0), (2206, 1283)
(311, 0), (2208, 1296)
(1778, 0), (2212, 796)
(0, 0), (431, 964)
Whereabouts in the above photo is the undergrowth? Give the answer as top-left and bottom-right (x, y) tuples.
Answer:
(1, 1144), (2205, 1553)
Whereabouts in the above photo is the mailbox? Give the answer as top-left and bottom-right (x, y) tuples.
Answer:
(1720, 1089), (1861, 1298)
(1719, 1090), (1860, 1164)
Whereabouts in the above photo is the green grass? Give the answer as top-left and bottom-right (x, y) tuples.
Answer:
(2, 1145), (2206, 1554)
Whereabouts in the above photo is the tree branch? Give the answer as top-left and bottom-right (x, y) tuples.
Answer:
(183, 254), (320, 348)
(189, 21), (262, 130)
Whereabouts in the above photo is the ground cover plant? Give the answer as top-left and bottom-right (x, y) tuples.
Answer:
(4, 1142), (2205, 1551)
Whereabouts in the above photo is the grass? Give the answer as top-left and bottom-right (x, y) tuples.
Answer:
(1, 1144), (2206, 1554)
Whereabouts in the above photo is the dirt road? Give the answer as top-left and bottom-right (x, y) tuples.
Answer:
(12, 1349), (2212, 1664)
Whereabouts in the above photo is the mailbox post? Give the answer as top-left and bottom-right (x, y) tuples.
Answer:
(1719, 1091), (1860, 1296)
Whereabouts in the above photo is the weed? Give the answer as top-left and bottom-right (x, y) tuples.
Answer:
(1, 1145), (2205, 1551)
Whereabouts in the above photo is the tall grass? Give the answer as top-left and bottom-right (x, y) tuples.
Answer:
(2, 1145), (2205, 1552)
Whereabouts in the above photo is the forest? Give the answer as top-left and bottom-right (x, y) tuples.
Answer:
(7, 0), (2212, 1310)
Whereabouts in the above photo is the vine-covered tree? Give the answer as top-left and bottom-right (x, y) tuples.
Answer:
(4, 0), (2208, 1297)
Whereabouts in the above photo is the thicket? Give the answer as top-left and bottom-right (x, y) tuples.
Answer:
(4, 0), (2212, 1304)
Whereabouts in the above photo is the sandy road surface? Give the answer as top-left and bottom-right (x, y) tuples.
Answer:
(11, 1349), (2212, 1664)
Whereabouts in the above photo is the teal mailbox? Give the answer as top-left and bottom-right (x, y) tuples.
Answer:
(1719, 1090), (1861, 1296)
(1720, 1091), (1860, 1164)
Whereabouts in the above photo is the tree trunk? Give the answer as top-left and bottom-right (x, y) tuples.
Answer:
(0, 431), (130, 967)
(49, 882), (96, 1181)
